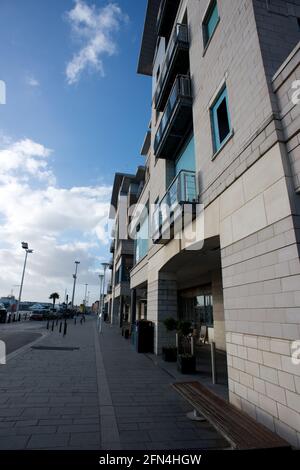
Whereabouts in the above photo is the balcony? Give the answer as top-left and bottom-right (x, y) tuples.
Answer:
(154, 23), (189, 112)
(107, 284), (112, 295)
(154, 75), (193, 159)
(152, 170), (197, 244)
(109, 257), (113, 270)
(157, 0), (181, 38)
(110, 240), (115, 253)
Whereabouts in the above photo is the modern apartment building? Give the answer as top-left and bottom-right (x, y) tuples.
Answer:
(126, 0), (300, 446)
(106, 0), (300, 446)
(106, 168), (145, 327)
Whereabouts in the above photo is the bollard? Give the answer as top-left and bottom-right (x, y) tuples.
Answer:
(74, 317), (77, 325)
(210, 341), (217, 385)
(51, 320), (54, 332)
(63, 320), (67, 337)
(12, 314), (15, 322)
(46, 320), (49, 330)
(7, 314), (11, 324)
(80, 318), (83, 325)
(59, 321), (62, 333)
(18, 314), (21, 322)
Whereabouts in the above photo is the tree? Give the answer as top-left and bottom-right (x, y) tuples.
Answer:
(49, 292), (59, 311)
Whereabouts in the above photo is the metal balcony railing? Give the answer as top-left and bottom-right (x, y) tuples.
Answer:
(152, 170), (197, 242)
(154, 75), (192, 157)
(154, 23), (189, 111)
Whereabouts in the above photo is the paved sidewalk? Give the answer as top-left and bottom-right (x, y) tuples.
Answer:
(99, 323), (227, 450)
(0, 317), (226, 450)
(0, 317), (101, 450)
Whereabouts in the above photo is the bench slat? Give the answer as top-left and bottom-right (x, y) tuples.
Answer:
(173, 382), (290, 450)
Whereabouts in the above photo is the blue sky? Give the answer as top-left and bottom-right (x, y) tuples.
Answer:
(0, 0), (150, 304)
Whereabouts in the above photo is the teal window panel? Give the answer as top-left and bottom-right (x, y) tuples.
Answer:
(203, 1), (219, 44)
(175, 135), (195, 175)
(211, 86), (231, 152)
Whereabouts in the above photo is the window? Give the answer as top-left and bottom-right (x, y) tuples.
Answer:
(211, 86), (231, 152)
(179, 289), (214, 328)
(175, 135), (196, 176)
(203, 0), (219, 46)
(135, 210), (149, 264)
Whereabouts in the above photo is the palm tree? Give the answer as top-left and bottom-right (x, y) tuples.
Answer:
(49, 292), (59, 311)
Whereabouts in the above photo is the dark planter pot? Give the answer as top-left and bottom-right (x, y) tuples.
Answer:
(162, 347), (177, 362)
(177, 355), (196, 374)
(124, 329), (130, 339)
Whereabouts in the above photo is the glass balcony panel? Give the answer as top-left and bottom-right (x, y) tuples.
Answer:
(154, 23), (189, 111)
(152, 170), (197, 243)
(154, 75), (192, 158)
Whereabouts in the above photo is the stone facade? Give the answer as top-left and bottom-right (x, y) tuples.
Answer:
(127, 0), (300, 446)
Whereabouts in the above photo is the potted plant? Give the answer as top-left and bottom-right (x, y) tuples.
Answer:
(177, 321), (196, 374)
(162, 317), (178, 362)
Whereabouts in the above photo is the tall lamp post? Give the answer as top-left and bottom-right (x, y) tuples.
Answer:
(84, 284), (88, 310)
(16, 242), (33, 317)
(98, 273), (104, 330)
(99, 262), (109, 333)
(71, 261), (80, 309)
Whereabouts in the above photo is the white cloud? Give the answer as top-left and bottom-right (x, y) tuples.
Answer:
(65, 1), (128, 84)
(0, 137), (112, 304)
(26, 75), (40, 87)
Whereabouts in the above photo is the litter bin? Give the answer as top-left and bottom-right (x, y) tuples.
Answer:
(135, 320), (154, 353)
(0, 308), (7, 324)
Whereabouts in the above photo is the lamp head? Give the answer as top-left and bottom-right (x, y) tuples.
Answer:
(21, 242), (28, 250)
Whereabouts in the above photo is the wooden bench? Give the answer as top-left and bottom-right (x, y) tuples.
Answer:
(172, 381), (291, 450)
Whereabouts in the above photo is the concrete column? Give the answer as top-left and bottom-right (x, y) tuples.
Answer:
(111, 297), (120, 326)
(147, 274), (177, 355)
(119, 295), (124, 328)
(211, 268), (226, 351)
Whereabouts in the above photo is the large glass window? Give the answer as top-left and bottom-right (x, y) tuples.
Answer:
(179, 287), (213, 328)
(211, 86), (231, 152)
(175, 135), (196, 176)
(135, 212), (149, 264)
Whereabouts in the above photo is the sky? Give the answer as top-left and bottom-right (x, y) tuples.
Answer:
(0, 0), (150, 305)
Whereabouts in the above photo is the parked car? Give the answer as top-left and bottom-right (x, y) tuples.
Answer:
(0, 303), (7, 323)
(29, 311), (45, 321)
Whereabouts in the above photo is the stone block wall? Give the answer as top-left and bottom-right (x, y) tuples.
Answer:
(222, 215), (300, 446)
(147, 276), (178, 354)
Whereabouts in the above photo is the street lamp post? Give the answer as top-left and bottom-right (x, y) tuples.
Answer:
(84, 284), (88, 309)
(99, 262), (109, 333)
(71, 261), (80, 310)
(98, 273), (104, 331)
(16, 242), (33, 318)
